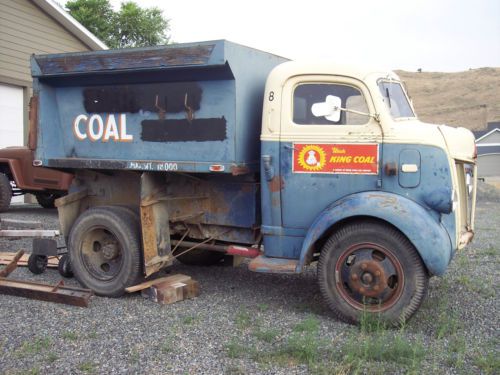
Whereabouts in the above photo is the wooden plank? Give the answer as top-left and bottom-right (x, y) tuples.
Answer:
(0, 277), (93, 307)
(0, 250), (24, 277)
(125, 274), (191, 293)
(0, 229), (60, 237)
(0, 253), (58, 268)
(142, 279), (200, 305)
(0, 218), (43, 230)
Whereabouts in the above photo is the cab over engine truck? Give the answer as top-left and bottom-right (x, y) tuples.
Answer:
(30, 41), (477, 324)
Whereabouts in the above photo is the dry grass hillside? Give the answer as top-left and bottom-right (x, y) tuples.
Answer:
(396, 68), (500, 130)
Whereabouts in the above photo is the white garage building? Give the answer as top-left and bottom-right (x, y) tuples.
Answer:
(0, 0), (106, 149)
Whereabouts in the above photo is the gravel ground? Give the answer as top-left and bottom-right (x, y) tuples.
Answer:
(0, 198), (498, 375)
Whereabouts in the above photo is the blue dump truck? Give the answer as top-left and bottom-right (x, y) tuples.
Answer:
(30, 40), (477, 324)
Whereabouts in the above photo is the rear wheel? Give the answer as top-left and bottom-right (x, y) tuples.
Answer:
(318, 220), (428, 325)
(68, 206), (142, 296)
(0, 173), (12, 212)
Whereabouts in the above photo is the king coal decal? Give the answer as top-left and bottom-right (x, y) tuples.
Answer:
(293, 143), (379, 175)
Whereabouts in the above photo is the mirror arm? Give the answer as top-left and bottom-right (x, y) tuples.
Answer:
(335, 106), (380, 122)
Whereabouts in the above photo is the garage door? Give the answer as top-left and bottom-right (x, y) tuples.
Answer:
(0, 84), (24, 149)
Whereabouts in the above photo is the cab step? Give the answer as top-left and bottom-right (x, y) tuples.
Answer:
(248, 255), (299, 274)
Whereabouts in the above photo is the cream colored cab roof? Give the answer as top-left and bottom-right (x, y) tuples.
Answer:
(267, 61), (400, 87)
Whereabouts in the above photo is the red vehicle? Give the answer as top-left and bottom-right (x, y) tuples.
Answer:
(0, 146), (72, 212)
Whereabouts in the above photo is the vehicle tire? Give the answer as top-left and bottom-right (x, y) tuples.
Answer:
(174, 247), (225, 266)
(35, 192), (59, 209)
(0, 173), (12, 212)
(28, 254), (48, 274)
(68, 206), (142, 297)
(58, 254), (73, 278)
(318, 220), (429, 326)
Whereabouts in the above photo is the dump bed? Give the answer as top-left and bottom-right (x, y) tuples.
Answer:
(31, 40), (287, 174)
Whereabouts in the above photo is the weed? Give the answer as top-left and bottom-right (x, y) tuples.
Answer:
(257, 303), (269, 312)
(225, 339), (247, 359)
(78, 361), (95, 373)
(129, 349), (140, 363)
(87, 331), (98, 339)
(25, 368), (40, 375)
(161, 340), (173, 354)
(182, 316), (196, 325)
(235, 309), (252, 330)
(253, 328), (280, 343)
(62, 331), (78, 341)
(281, 331), (320, 366)
(474, 351), (500, 374)
(16, 337), (51, 357)
(483, 244), (497, 256)
(293, 316), (320, 333)
(446, 335), (466, 370)
(46, 352), (58, 363)
(436, 310), (461, 339)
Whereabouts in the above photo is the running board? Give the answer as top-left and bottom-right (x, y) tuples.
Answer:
(248, 255), (299, 274)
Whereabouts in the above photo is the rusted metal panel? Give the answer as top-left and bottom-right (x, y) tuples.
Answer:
(248, 255), (298, 274)
(141, 172), (172, 277)
(34, 45), (216, 76)
(28, 96), (38, 151)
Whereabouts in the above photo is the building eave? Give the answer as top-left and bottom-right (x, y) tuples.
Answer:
(32, 0), (108, 50)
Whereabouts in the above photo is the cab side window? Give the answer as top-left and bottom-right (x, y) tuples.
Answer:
(293, 83), (369, 125)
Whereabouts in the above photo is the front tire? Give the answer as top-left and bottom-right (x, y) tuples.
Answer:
(35, 192), (59, 209)
(0, 173), (12, 212)
(68, 206), (142, 297)
(318, 220), (428, 325)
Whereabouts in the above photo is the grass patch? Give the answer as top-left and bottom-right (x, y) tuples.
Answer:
(78, 361), (95, 373)
(343, 331), (426, 370)
(62, 331), (78, 341)
(235, 309), (252, 330)
(436, 309), (462, 339)
(293, 316), (320, 334)
(474, 351), (500, 374)
(225, 339), (248, 359)
(46, 352), (58, 364)
(257, 303), (269, 312)
(182, 316), (196, 325)
(445, 334), (466, 370)
(253, 328), (280, 343)
(16, 337), (51, 357)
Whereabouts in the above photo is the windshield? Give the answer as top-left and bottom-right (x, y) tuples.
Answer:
(378, 80), (415, 118)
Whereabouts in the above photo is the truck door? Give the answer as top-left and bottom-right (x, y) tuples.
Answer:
(279, 75), (382, 229)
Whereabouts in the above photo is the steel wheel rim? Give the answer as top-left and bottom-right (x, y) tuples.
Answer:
(79, 226), (124, 281)
(335, 242), (404, 312)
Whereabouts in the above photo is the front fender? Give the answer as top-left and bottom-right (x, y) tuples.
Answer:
(298, 192), (452, 276)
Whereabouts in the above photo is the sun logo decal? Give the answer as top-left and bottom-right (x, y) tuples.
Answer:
(297, 145), (327, 171)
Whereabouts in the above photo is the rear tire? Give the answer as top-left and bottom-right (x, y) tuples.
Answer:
(58, 254), (73, 278)
(0, 173), (12, 212)
(318, 220), (428, 326)
(68, 206), (142, 297)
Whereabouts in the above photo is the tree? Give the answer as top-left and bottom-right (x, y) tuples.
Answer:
(66, 0), (170, 48)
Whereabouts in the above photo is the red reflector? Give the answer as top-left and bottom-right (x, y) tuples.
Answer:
(209, 164), (225, 172)
(227, 246), (260, 258)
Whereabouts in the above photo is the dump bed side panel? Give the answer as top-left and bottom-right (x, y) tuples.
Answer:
(32, 41), (288, 174)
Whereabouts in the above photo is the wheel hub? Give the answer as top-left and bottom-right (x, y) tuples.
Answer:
(102, 242), (119, 260)
(348, 261), (388, 298)
(335, 242), (404, 312)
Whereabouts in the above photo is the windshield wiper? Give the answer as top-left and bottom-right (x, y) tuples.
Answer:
(385, 87), (392, 108)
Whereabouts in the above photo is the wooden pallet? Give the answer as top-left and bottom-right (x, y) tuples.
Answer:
(0, 252), (59, 268)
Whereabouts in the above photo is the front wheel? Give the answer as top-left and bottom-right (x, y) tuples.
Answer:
(35, 192), (60, 209)
(68, 206), (142, 297)
(318, 220), (428, 325)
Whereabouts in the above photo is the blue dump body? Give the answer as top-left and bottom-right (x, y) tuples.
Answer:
(31, 40), (288, 173)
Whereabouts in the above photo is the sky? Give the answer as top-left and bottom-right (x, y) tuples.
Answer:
(102, 0), (500, 72)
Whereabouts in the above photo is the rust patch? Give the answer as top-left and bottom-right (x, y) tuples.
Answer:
(268, 176), (284, 192)
(248, 256), (298, 273)
(28, 96), (38, 150)
(231, 165), (250, 176)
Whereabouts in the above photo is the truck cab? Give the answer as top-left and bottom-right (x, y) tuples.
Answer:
(258, 62), (476, 322)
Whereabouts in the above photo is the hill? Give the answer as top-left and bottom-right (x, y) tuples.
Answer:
(396, 67), (500, 130)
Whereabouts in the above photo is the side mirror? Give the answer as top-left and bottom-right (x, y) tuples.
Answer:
(311, 95), (341, 122)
